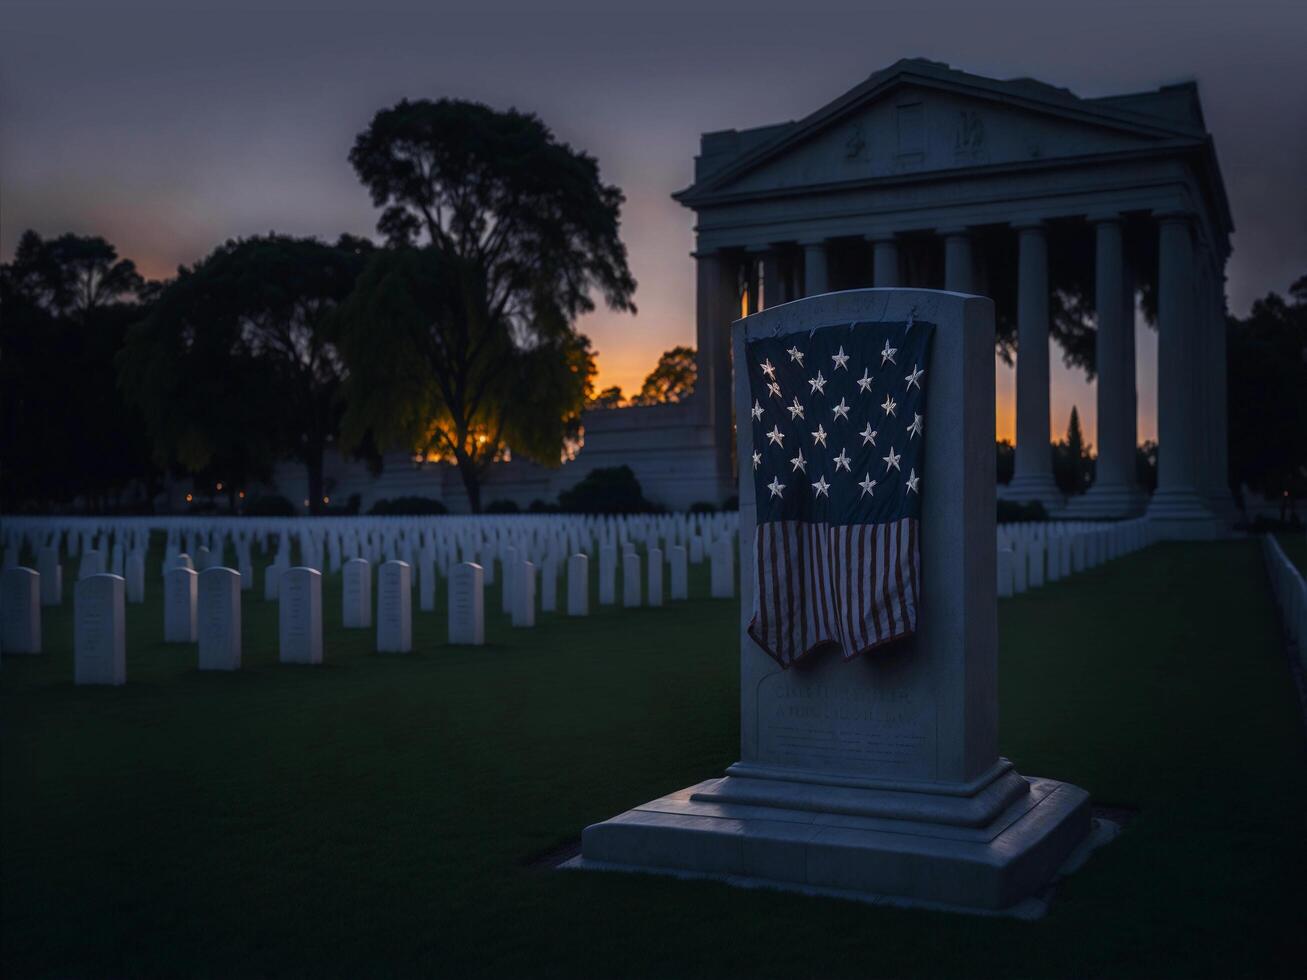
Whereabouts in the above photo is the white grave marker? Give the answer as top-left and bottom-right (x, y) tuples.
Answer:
(448, 562), (484, 645)
(164, 566), (198, 643)
(377, 560), (413, 653)
(669, 545), (688, 601)
(1, 567), (41, 654)
(198, 567), (241, 670)
(279, 567), (323, 665)
(342, 558), (372, 629)
(75, 574), (126, 685)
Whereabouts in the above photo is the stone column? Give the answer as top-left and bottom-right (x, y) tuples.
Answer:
(760, 250), (783, 310)
(1145, 213), (1216, 535)
(1207, 262), (1235, 519)
(1001, 223), (1063, 512)
(802, 240), (829, 296)
(943, 229), (975, 293)
(1069, 217), (1144, 516)
(871, 236), (899, 287)
(695, 250), (741, 490)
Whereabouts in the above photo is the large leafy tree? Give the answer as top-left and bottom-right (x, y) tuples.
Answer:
(1227, 274), (1307, 508)
(1, 231), (155, 511)
(630, 345), (696, 406)
(119, 235), (368, 513)
(341, 98), (635, 510)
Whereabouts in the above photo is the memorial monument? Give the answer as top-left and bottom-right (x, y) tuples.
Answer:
(576, 288), (1096, 915)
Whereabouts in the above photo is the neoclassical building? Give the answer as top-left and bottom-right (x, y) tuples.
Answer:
(677, 58), (1234, 534)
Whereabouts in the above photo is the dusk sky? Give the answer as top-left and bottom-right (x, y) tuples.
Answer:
(4, 0), (1304, 446)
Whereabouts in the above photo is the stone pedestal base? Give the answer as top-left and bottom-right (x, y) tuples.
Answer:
(998, 473), (1065, 515)
(1145, 487), (1222, 539)
(576, 760), (1092, 915)
(1063, 482), (1147, 519)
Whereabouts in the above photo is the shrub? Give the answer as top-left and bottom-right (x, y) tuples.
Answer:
(243, 494), (297, 517)
(485, 499), (520, 514)
(557, 465), (659, 514)
(368, 496), (448, 516)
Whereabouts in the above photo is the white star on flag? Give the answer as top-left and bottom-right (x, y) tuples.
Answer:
(811, 475), (831, 498)
(767, 381), (782, 399)
(760, 358), (776, 380)
(808, 370), (827, 395)
(856, 368), (874, 393)
(768, 476), (786, 499)
(881, 338), (897, 365)
(906, 468), (920, 494)
(833, 448), (852, 472)
(883, 446), (901, 472)
(751, 450), (762, 470)
(831, 397), (850, 422)
(858, 473), (877, 498)
(790, 448), (807, 473)
(787, 345), (805, 365)
(811, 424), (828, 447)
(905, 363), (924, 390)
(881, 394), (897, 417)
(908, 413), (923, 438)
(860, 422), (878, 446)
(788, 396), (805, 420)
(751, 399), (764, 421)
(831, 346), (850, 371)
(767, 425), (785, 447)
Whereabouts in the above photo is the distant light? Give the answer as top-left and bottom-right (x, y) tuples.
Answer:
(238, 491), (246, 499)
(185, 493), (193, 503)
(323, 496), (330, 504)
(216, 482), (223, 491)
(303, 499), (310, 506)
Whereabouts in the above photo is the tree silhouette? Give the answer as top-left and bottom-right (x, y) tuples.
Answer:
(7, 230), (145, 319)
(343, 98), (635, 510)
(588, 386), (625, 409)
(631, 345), (696, 405)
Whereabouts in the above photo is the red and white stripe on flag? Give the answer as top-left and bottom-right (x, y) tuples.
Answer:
(747, 517), (920, 668)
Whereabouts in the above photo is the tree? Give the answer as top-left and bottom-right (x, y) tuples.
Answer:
(587, 385), (625, 410)
(119, 235), (367, 514)
(1, 231), (156, 512)
(630, 345), (696, 405)
(342, 98), (636, 511)
(1228, 275), (1307, 510)
(1052, 405), (1094, 495)
(335, 248), (597, 512)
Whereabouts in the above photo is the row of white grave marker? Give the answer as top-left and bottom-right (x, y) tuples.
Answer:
(995, 517), (1157, 597)
(1262, 533), (1307, 670)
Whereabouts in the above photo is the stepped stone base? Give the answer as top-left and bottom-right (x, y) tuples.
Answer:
(998, 473), (1065, 515)
(1063, 482), (1148, 519)
(574, 760), (1094, 916)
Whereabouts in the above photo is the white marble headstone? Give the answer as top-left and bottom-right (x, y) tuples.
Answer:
(342, 558), (372, 629)
(448, 562), (484, 645)
(279, 567), (323, 665)
(198, 567), (241, 670)
(75, 573), (126, 685)
(1, 567), (41, 654)
(377, 560), (412, 653)
(164, 566), (198, 643)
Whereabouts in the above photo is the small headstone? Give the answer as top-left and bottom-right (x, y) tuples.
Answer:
(75, 574), (126, 685)
(37, 546), (62, 607)
(164, 566), (198, 643)
(342, 558), (372, 629)
(622, 552), (641, 607)
(448, 562), (485, 646)
(669, 545), (688, 601)
(647, 548), (664, 607)
(567, 554), (589, 616)
(709, 537), (734, 598)
(377, 560), (412, 653)
(512, 560), (536, 628)
(125, 552), (145, 604)
(279, 567), (323, 665)
(1, 567), (41, 654)
(198, 567), (241, 671)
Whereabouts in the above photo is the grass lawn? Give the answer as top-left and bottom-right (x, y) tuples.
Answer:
(3, 538), (1305, 979)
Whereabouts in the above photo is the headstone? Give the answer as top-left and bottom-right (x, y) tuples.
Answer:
(198, 567), (241, 671)
(1, 567), (41, 654)
(377, 560), (412, 653)
(579, 288), (1091, 913)
(125, 552), (146, 604)
(37, 546), (62, 606)
(448, 562), (485, 645)
(512, 560), (536, 628)
(622, 552), (641, 607)
(279, 567), (323, 665)
(709, 537), (734, 598)
(647, 548), (663, 607)
(689, 535), (704, 564)
(75, 574), (126, 685)
(79, 550), (105, 580)
(669, 545), (688, 601)
(567, 554), (589, 617)
(164, 566), (198, 643)
(342, 558), (372, 629)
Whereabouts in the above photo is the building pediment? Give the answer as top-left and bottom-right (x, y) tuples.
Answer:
(676, 59), (1210, 206)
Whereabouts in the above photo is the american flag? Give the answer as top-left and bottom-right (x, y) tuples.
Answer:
(745, 318), (934, 668)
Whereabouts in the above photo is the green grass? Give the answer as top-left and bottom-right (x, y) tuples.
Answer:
(2, 539), (1305, 979)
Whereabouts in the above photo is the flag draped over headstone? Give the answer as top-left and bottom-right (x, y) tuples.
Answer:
(745, 318), (934, 668)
